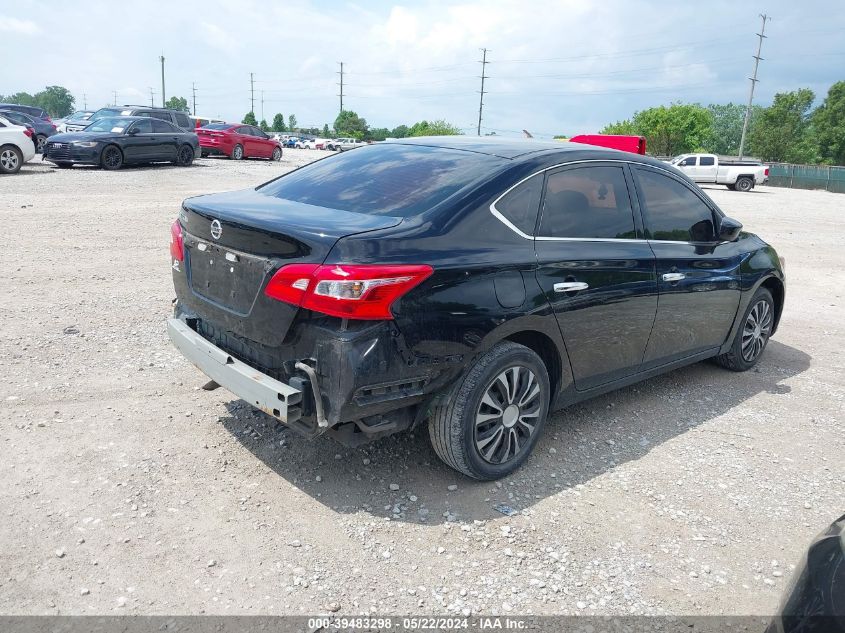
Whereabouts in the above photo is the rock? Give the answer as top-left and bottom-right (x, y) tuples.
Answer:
(207, 559), (217, 567)
(447, 485), (458, 491)
(327, 601), (341, 612)
(382, 550), (391, 559)
(288, 540), (302, 548)
(389, 483), (400, 491)
(363, 458), (371, 465)
(315, 476), (322, 482)
(55, 548), (65, 558)
(117, 596), (127, 607)
(576, 601), (587, 609)
(80, 588), (90, 596)
(63, 326), (80, 335)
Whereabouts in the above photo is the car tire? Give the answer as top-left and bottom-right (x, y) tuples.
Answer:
(272, 146), (282, 161)
(100, 145), (123, 170)
(36, 135), (47, 153)
(714, 287), (774, 372)
(735, 176), (753, 192)
(429, 341), (550, 480)
(232, 144), (244, 160)
(0, 145), (23, 174)
(175, 144), (194, 166)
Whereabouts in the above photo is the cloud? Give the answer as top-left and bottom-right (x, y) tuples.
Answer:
(199, 21), (239, 53)
(0, 15), (41, 35)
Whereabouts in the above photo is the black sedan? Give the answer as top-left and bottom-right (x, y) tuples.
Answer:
(167, 138), (785, 479)
(42, 116), (199, 170)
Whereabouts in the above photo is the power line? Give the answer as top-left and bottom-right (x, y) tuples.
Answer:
(477, 47), (489, 136)
(739, 13), (771, 159)
(337, 61), (344, 113)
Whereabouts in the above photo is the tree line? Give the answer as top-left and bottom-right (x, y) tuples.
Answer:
(241, 109), (462, 141)
(1, 86), (77, 118)
(597, 81), (845, 165)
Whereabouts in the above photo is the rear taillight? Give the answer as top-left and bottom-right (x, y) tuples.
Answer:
(765, 167), (770, 176)
(23, 128), (33, 138)
(170, 220), (184, 262)
(265, 263), (433, 320)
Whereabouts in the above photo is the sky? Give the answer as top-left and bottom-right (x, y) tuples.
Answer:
(2, 0), (844, 138)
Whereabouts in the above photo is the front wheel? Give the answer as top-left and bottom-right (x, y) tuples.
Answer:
(271, 146), (282, 161)
(0, 145), (23, 174)
(175, 144), (194, 166)
(714, 287), (774, 371)
(429, 341), (550, 480)
(735, 176), (753, 192)
(100, 145), (123, 170)
(231, 144), (244, 160)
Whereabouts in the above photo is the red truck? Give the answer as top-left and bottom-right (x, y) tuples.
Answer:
(569, 134), (647, 155)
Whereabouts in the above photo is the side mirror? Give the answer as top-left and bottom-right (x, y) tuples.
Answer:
(127, 127), (139, 135)
(718, 216), (743, 242)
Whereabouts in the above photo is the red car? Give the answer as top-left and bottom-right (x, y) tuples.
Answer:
(197, 123), (282, 161)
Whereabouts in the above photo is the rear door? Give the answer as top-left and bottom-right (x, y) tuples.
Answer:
(235, 126), (254, 156)
(534, 162), (658, 390)
(151, 119), (178, 160)
(122, 119), (154, 161)
(631, 166), (742, 367)
(691, 155), (718, 182)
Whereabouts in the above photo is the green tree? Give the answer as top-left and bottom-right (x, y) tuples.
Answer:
(164, 96), (189, 112)
(408, 119), (462, 136)
(334, 110), (368, 137)
(288, 114), (297, 131)
(322, 123), (330, 137)
(34, 86), (76, 117)
(391, 124), (409, 138)
(271, 113), (287, 132)
(703, 103), (762, 156)
(242, 111), (258, 125)
(2, 92), (36, 106)
(813, 81), (845, 165)
(600, 119), (637, 135)
(259, 119), (270, 132)
(368, 127), (391, 141)
(748, 89), (817, 163)
(633, 103), (712, 156)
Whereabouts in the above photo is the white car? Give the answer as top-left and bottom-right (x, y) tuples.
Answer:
(670, 153), (769, 192)
(0, 115), (36, 174)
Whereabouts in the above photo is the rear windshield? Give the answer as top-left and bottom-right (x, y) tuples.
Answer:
(202, 123), (233, 130)
(257, 143), (504, 217)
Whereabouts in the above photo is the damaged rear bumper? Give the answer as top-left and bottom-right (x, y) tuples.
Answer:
(167, 318), (306, 425)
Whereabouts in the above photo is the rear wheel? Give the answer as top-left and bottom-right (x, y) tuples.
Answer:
(232, 144), (244, 160)
(735, 176), (753, 192)
(429, 341), (550, 480)
(100, 145), (123, 170)
(0, 145), (23, 174)
(271, 146), (282, 161)
(714, 287), (774, 371)
(175, 144), (194, 166)
(36, 135), (47, 153)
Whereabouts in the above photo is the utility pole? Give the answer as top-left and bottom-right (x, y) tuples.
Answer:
(250, 72), (255, 115)
(149, 87), (155, 107)
(82, 93), (87, 109)
(738, 14), (770, 159)
(337, 62), (344, 113)
(477, 48), (490, 136)
(112, 90), (118, 106)
(159, 55), (166, 107)
(191, 82), (197, 115)
(261, 90), (264, 122)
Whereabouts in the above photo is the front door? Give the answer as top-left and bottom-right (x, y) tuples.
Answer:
(534, 163), (658, 391)
(630, 166), (742, 367)
(121, 119), (154, 161)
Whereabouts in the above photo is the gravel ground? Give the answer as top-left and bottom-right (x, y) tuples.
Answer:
(0, 151), (842, 617)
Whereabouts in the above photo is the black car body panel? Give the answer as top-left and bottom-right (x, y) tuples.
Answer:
(42, 116), (199, 167)
(169, 138), (785, 446)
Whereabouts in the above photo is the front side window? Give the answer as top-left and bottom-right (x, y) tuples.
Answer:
(538, 165), (637, 239)
(493, 174), (543, 235)
(633, 168), (716, 242)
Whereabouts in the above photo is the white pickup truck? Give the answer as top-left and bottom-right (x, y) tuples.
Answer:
(670, 153), (769, 192)
(329, 137), (367, 152)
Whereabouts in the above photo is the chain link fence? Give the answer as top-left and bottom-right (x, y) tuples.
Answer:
(767, 163), (845, 193)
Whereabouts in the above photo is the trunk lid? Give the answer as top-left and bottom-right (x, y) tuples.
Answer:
(178, 188), (401, 346)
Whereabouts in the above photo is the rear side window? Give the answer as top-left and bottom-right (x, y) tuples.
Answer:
(150, 111), (173, 123)
(539, 165), (637, 239)
(633, 168), (715, 242)
(152, 119), (173, 133)
(699, 156), (715, 166)
(258, 143), (505, 217)
(493, 174), (542, 235)
(173, 113), (191, 129)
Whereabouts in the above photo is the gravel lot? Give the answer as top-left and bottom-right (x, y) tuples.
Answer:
(1, 151), (842, 617)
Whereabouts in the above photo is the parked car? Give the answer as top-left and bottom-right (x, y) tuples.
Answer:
(670, 153), (769, 192)
(284, 137), (301, 148)
(332, 138), (367, 152)
(0, 103), (50, 121)
(42, 116), (198, 170)
(196, 123), (282, 161)
(569, 134), (647, 155)
(190, 115), (226, 129)
(293, 138), (311, 149)
(0, 115), (36, 174)
(167, 137), (785, 479)
(766, 513), (845, 633)
(72, 106), (193, 132)
(56, 110), (95, 133)
(0, 109), (57, 152)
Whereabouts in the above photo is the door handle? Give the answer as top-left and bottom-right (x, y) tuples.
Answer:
(554, 281), (589, 293)
(662, 272), (686, 282)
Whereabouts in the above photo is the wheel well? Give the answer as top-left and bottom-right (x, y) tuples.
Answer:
(504, 330), (562, 400)
(760, 276), (784, 332)
(737, 174), (755, 181)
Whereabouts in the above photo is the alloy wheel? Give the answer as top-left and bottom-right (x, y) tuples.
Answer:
(474, 366), (542, 464)
(179, 145), (193, 164)
(741, 299), (772, 362)
(103, 147), (121, 169)
(1, 149), (20, 171)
